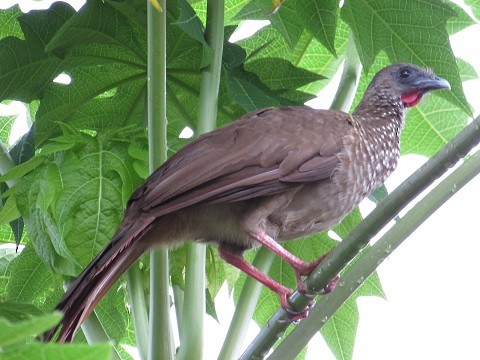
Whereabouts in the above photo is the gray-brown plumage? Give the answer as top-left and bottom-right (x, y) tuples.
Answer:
(44, 63), (450, 342)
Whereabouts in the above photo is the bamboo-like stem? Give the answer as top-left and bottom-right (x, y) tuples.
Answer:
(240, 114), (480, 359)
(217, 248), (275, 360)
(81, 311), (122, 360)
(330, 32), (362, 112)
(172, 284), (185, 335)
(269, 147), (480, 360)
(145, 0), (174, 359)
(126, 266), (149, 360)
(177, 1), (224, 359)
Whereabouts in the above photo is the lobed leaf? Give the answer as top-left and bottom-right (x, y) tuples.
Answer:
(1, 343), (112, 360)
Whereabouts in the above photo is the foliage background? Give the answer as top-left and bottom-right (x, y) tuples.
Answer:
(0, 0), (479, 359)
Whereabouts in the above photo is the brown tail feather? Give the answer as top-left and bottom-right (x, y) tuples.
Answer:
(44, 218), (155, 342)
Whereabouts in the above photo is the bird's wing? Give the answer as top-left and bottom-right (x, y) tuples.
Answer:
(128, 107), (353, 217)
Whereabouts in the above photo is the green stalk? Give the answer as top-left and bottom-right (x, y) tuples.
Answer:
(329, 32), (362, 112)
(126, 266), (149, 360)
(269, 147), (480, 360)
(172, 284), (184, 335)
(81, 312), (122, 360)
(145, 0), (174, 359)
(240, 114), (480, 359)
(177, 1), (224, 359)
(217, 248), (275, 360)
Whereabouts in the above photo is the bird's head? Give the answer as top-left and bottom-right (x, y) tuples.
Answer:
(367, 63), (451, 108)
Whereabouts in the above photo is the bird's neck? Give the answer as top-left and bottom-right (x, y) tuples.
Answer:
(352, 92), (406, 134)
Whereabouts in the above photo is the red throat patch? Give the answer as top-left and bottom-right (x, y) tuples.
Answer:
(401, 91), (422, 107)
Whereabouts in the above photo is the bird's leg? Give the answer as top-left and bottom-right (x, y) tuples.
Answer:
(248, 231), (339, 295)
(218, 246), (293, 310)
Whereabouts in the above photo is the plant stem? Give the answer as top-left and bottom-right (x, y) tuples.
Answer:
(240, 114), (480, 359)
(143, 1), (174, 359)
(268, 146), (480, 360)
(329, 32), (361, 112)
(126, 266), (149, 360)
(177, 1), (224, 359)
(172, 284), (184, 334)
(81, 310), (122, 360)
(218, 248), (275, 360)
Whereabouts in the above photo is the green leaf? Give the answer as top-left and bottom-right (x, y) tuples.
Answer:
(223, 40), (247, 69)
(45, 0), (145, 54)
(269, 0), (304, 49)
(226, 67), (300, 111)
(296, 0), (338, 55)
(457, 57), (478, 82)
(10, 126), (36, 165)
(321, 297), (357, 360)
(94, 282), (130, 343)
(0, 6), (24, 40)
(464, 0), (480, 21)
(0, 3), (75, 103)
(0, 301), (44, 323)
(402, 94), (468, 156)
(0, 111), (16, 146)
(0, 246), (18, 275)
(5, 244), (63, 312)
(341, 0), (471, 113)
(244, 57), (325, 91)
(0, 194), (20, 225)
(238, 20), (350, 94)
(0, 156), (44, 182)
(206, 288), (219, 321)
(171, 0), (213, 67)
(0, 312), (62, 347)
(446, 1), (475, 34)
(1, 343), (112, 360)
(234, 0), (272, 20)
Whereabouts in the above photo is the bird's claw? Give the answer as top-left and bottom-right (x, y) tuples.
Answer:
(296, 274), (341, 298)
(278, 290), (316, 324)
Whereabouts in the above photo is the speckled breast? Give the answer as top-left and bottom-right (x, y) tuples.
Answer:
(274, 119), (402, 242)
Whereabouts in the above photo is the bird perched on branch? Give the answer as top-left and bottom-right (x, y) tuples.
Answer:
(44, 63), (450, 342)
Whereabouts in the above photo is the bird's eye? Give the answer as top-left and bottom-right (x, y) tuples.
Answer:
(399, 68), (412, 79)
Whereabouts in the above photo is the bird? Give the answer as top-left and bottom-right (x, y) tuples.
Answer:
(44, 63), (450, 342)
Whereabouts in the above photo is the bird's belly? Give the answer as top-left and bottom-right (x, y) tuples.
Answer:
(272, 154), (394, 241)
(270, 181), (360, 240)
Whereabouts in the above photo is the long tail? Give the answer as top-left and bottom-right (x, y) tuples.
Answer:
(44, 218), (156, 342)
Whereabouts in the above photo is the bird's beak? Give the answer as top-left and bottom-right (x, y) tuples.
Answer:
(412, 75), (451, 92)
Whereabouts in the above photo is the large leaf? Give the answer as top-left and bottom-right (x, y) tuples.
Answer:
(5, 244), (64, 312)
(4, 127), (143, 281)
(1, 343), (112, 360)
(295, 0), (338, 55)
(238, 20), (350, 95)
(464, 0), (480, 20)
(0, 6), (23, 39)
(0, 312), (62, 347)
(0, 3), (74, 103)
